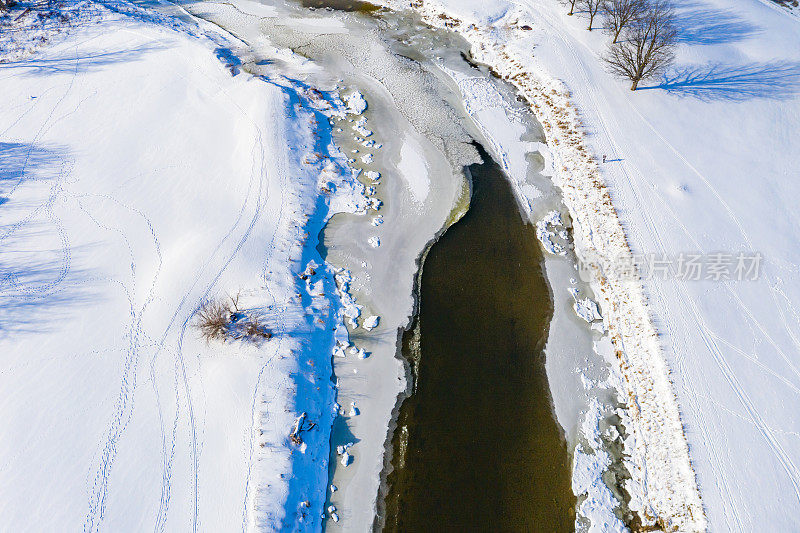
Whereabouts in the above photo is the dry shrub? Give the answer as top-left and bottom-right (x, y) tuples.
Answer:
(196, 299), (232, 342)
(195, 296), (272, 343)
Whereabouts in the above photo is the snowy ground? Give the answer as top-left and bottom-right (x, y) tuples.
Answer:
(0, 2), (368, 530)
(376, 0), (800, 530)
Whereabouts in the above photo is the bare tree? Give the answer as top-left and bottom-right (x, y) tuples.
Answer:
(561, 0), (579, 16)
(581, 0), (604, 30)
(604, 0), (677, 90)
(603, 0), (645, 43)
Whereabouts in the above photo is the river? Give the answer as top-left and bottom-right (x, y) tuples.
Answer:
(178, 0), (625, 529)
(379, 143), (575, 531)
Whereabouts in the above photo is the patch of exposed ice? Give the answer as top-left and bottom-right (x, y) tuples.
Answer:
(397, 134), (430, 202)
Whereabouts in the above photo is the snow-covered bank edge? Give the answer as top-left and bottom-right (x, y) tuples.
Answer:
(372, 1), (706, 530)
(0, 1), (373, 528)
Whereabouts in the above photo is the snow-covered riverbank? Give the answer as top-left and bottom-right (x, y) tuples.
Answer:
(0, 2), (369, 529)
(369, 0), (701, 530)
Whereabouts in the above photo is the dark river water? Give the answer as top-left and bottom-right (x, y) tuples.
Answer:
(379, 146), (575, 532)
(301, 0), (380, 12)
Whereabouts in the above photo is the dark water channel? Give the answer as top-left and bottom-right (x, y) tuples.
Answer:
(301, 0), (380, 12)
(379, 146), (575, 532)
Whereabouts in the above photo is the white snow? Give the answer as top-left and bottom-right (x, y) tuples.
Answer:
(0, 2), (366, 530)
(537, 210), (569, 255)
(362, 315), (380, 331)
(8, 0), (799, 530)
(572, 399), (628, 533)
(353, 117), (373, 137)
(569, 289), (604, 324)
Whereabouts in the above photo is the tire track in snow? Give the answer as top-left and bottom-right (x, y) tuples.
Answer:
(520, 3), (800, 524)
(151, 113), (273, 533)
(514, 4), (743, 527)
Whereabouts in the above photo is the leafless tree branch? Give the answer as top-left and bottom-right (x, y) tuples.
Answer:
(603, 0), (677, 90)
(561, 0), (579, 16)
(195, 294), (272, 343)
(603, 0), (646, 42)
(581, 0), (604, 30)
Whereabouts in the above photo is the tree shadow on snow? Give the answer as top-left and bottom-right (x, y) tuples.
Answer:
(672, 2), (761, 45)
(0, 142), (97, 340)
(642, 61), (800, 101)
(0, 44), (166, 76)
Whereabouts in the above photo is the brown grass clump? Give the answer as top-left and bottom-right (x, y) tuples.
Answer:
(196, 295), (272, 343)
(196, 299), (232, 342)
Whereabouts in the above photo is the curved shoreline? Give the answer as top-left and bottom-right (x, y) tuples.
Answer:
(370, 0), (706, 530)
(166, 0), (702, 528)
(371, 163), (471, 531)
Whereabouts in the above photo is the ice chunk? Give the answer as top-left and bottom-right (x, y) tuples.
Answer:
(574, 297), (602, 323)
(536, 210), (568, 255)
(354, 124), (372, 137)
(344, 90), (367, 114)
(363, 315), (380, 330)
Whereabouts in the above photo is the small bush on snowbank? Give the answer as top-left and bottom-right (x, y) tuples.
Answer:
(195, 295), (272, 343)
